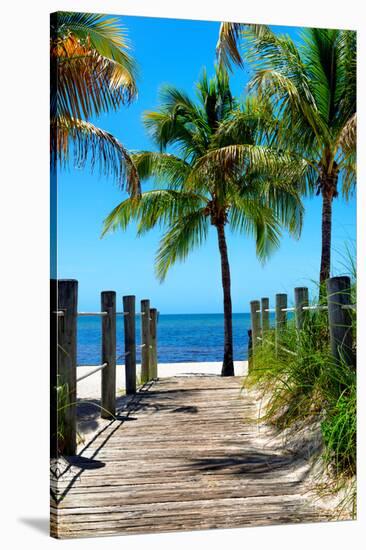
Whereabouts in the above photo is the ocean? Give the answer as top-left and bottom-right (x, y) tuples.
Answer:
(77, 312), (275, 365)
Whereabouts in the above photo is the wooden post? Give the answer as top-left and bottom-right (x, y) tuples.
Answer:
(261, 297), (270, 334)
(101, 291), (116, 419)
(326, 276), (354, 367)
(250, 300), (261, 350)
(247, 329), (253, 371)
(123, 295), (136, 395)
(275, 293), (287, 352)
(57, 279), (78, 456)
(150, 308), (158, 379)
(294, 287), (309, 331)
(141, 299), (151, 384)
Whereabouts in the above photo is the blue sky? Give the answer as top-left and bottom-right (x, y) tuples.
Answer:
(57, 15), (356, 313)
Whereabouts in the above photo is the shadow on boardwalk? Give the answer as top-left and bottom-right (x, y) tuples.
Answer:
(51, 375), (335, 538)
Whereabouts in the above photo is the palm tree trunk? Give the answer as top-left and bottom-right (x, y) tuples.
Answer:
(216, 223), (234, 376)
(320, 191), (332, 287)
(318, 161), (339, 296)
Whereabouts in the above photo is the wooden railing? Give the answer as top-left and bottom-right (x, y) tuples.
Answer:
(50, 279), (158, 456)
(248, 276), (356, 371)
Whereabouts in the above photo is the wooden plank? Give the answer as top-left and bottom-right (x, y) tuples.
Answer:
(51, 375), (337, 539)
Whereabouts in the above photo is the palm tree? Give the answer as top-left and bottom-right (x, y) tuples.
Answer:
(217, 24), (356, 286)
(50, 12), (140, 194)
(102, 68), (306, 375)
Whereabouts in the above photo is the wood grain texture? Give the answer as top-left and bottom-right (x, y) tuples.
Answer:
(101, 291), (116, 419)
(51, 375), (334, 539)
(57, 279), (78, 456)
(140, 300), (150, 384)
(149, 308), (158, 379)
(123, 295), (136, 395)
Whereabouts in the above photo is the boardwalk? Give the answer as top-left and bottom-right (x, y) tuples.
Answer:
(51, 375), (333, 538)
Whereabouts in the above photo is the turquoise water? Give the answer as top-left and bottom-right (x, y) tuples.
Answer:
(77, 313), (275, 365)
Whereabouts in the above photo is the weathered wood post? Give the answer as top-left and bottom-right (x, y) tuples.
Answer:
(275, 293), (287, 352)
(141, 299), (151, 384)
(250, 300), (261, 371)
(250, 300), (261, 348)
(101, 291), (116, 419)
(326, 276), (354, 367)
(247, 329), (253, 371)
(57, 279), (78, 456)
(150, 308), (158, 379)
(294, 287), (309, 331)
(261, 297), (270, 334)
(123, 295), (136, 395)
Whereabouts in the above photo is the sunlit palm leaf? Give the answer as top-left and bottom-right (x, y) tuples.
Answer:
(102, 189), (206, 237)
(156, 210), (209, 281)
(193, 144), (308, 181)
(52, 116), (140, 195)
(216, 22), (272, 70)
(132, 152), (191, 188)
(216, 22), (244, 70)
(103, 67), (306, 280)
(338, 114), (356, 155)
(51, 12), (137, 120)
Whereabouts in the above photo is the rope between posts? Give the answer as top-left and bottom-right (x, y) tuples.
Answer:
(256, 304), (356, 314)
(117, 352), (130, 361)
(78, 312), (108, 317)
(77, 363), (108, 383)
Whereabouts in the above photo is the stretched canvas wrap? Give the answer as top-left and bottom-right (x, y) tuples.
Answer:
(50, 11), (357, 539)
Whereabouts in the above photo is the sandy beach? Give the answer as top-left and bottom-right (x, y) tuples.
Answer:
(77, 361), (248, 399)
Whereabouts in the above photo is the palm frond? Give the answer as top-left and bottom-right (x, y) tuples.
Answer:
(216, 22), (273, 70)
(229, 196), (281, 261)
(132, 152), (191, 188)
(102, 189), (206, 237)
(213, 96), (279, 149)
(155, 210), (209, 281)
(337, 30), (356, 125)
(51, 12), (137, 120)
(250, 68), (326, 147)
(52, 116), (140, 194)
(193, 143), (308, 181)
(52, 12), (137, 79)
(216, 22), (244, 70)
(143, 109), (203, 156)
(341, 162), (356, 199)
(301, 28), (343, 126)
(338, 113), (357, 155)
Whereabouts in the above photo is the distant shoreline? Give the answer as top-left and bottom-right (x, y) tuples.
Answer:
(77, 313), (255, 364)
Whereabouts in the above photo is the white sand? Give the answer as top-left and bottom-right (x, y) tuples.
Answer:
(77, 361), (248, 399)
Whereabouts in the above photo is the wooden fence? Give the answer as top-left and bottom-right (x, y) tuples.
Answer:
(51, 279), (158, 456)
(248, 275), (356, 370)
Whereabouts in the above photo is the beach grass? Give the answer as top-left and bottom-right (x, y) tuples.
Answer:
(245, 276), (356, 513)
